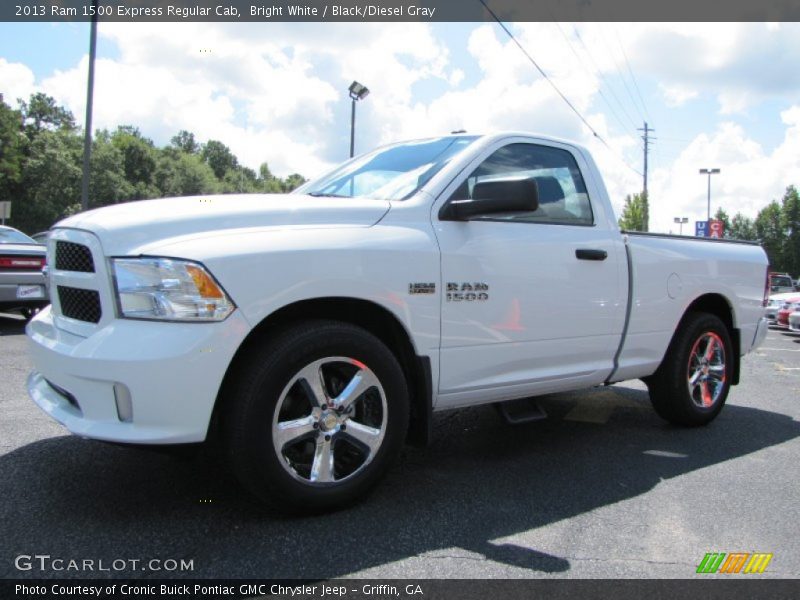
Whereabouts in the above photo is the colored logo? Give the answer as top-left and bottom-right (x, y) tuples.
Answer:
(696, 552), (773, 574)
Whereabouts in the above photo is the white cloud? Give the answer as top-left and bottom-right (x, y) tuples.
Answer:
(648, 109), (800, 233)
(659, 83), (698, 107)
(16, 22), (453, 178)
(614, 23), (800, 114)
(3, 21), (800, 232)
(0, 58), (36, 105)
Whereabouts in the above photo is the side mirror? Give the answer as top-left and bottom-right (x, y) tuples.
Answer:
(440, 178), (539, 221)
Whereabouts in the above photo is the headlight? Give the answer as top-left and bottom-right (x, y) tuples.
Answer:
(112, 258), (234, 321)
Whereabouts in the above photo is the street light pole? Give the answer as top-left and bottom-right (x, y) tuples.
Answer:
(699, 168), (720, 223)
(348, 81), (369, 158)
(673, 216), (688, 235)
(80, 0), (98, 212)
(349, 97), (356, 158)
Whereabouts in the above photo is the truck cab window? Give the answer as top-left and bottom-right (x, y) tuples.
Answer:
(450, 143), (594, 225)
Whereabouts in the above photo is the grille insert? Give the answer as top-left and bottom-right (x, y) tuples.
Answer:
(58, 286), (101, 323)
(55, 241), (94, 273)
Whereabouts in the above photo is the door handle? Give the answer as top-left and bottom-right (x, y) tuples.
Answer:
(575, 248), (608, 261)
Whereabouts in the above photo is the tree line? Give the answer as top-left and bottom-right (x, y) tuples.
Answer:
(0, 93), (306, 234)
(618, 187), (800, 277)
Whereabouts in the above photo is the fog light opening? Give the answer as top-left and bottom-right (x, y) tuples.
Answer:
(113, 383), (134, 423)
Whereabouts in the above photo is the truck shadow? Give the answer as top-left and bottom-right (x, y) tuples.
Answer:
(0, 313), (27, 335)
(1, 386), (798, 578)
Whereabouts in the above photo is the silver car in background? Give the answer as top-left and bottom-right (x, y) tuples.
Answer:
(0, 226), (48, 319)
(789, 309), (800, 334)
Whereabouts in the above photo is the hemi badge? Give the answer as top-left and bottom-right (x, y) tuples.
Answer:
(409, 283), (436, 295)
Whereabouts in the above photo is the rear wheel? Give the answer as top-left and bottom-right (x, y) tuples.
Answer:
(224, 320), (409, 511)
(646, 312), (733, 426)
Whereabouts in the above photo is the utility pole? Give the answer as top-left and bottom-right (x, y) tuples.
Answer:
(637, 121), (655, 232)
(638, 121), (654, 195)
(80, 0), (98, 212)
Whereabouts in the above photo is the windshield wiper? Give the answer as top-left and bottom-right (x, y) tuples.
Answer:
(307, 192), (351, 198)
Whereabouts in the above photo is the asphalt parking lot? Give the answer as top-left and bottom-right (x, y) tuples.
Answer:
(1, 312), (798, 580)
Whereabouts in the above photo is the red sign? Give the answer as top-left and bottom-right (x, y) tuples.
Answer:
(709, 219), (725, 239)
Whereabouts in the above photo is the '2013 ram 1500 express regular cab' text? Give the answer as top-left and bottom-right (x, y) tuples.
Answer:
(27, 133), (770, 510)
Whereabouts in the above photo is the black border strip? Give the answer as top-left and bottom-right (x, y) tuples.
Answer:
(4, 0), (800, 23)
(3, 579), (800, 600)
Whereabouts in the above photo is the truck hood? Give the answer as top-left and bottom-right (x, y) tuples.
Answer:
(56, 193), (391, 255)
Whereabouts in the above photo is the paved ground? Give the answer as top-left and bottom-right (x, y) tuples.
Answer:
(1, 312), (798, 579)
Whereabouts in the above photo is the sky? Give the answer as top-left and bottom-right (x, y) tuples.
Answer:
(1, 21), (799, 234)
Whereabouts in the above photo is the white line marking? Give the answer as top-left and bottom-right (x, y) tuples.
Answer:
(759, 348), (800, 352)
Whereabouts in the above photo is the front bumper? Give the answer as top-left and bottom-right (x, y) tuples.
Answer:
(788, 312), (800, 335)
(26, 305), (250, 444)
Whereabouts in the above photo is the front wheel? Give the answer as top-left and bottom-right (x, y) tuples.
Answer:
(224, 320), (409, 511)
(646, 312), (733, 426)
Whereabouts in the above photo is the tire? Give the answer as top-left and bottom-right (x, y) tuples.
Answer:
(223, 320), (409, 512)
(645, 312), (733, 427)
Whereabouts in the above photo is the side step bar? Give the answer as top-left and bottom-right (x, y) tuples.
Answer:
(495, 397), (548, 424)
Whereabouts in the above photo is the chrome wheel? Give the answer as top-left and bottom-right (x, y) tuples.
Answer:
(687, 332), (726, 408)
(271, 357), (387, 485)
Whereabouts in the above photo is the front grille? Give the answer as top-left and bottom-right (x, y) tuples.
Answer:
(55, 241), (94, 273)
(58, 286), (102, 323)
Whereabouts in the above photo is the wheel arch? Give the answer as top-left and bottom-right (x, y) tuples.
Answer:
(678, 293), (741, 385)
(211, 297), (433, 447)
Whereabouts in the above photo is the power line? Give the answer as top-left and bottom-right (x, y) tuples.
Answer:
(477, 1), (643, 178)
(615, 28), (651, 123)
(594, 23), (646, 124)
(549, 21), (635, 138)
(570, 24), (640, 132)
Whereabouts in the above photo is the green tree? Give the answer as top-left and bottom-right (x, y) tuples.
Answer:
(618, 192), (648, 231)
(257, 162), (284, 193)
(728, 212), (757, 241)
(221, 166), (261, 193)
(282, 173), (307, 192)
(18, 92), (75, 140)
(170, 130), (198, 154)
(154, 149), (219, 197)
(89, 131), (134, 207)
(713, 207), (731, 237)
(755, 200), (785, 270)
(0, 100), (25, 202)
(781, 185), (800, 276)
(110, 126), (158, 198)
(201, 139), (238, 179)
(13, 129), (82, 232)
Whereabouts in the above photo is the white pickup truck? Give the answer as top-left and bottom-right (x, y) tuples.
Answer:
(27, 132), (769, 510)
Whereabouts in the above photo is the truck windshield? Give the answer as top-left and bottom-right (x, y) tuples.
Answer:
(295, 136), (480, 201)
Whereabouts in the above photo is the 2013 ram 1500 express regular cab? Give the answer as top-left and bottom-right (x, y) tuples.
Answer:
(27, 133), (769, 510)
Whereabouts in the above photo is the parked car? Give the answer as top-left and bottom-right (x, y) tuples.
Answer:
(30, 231), (50, 244)
(26, 132), (769, 510)
(769, 273), (795, 294)
(0, 225), (48, 319)
(788, 309), (800, 334)
(764, 292), (797, 323)
(775, 297), (800, 329)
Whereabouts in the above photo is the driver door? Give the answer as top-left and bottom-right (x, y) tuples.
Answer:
(432, 140), (626, 408)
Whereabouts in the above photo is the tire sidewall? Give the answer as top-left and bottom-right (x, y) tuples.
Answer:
(672, 314), (733, 422)
(231, 322), (409, 510)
